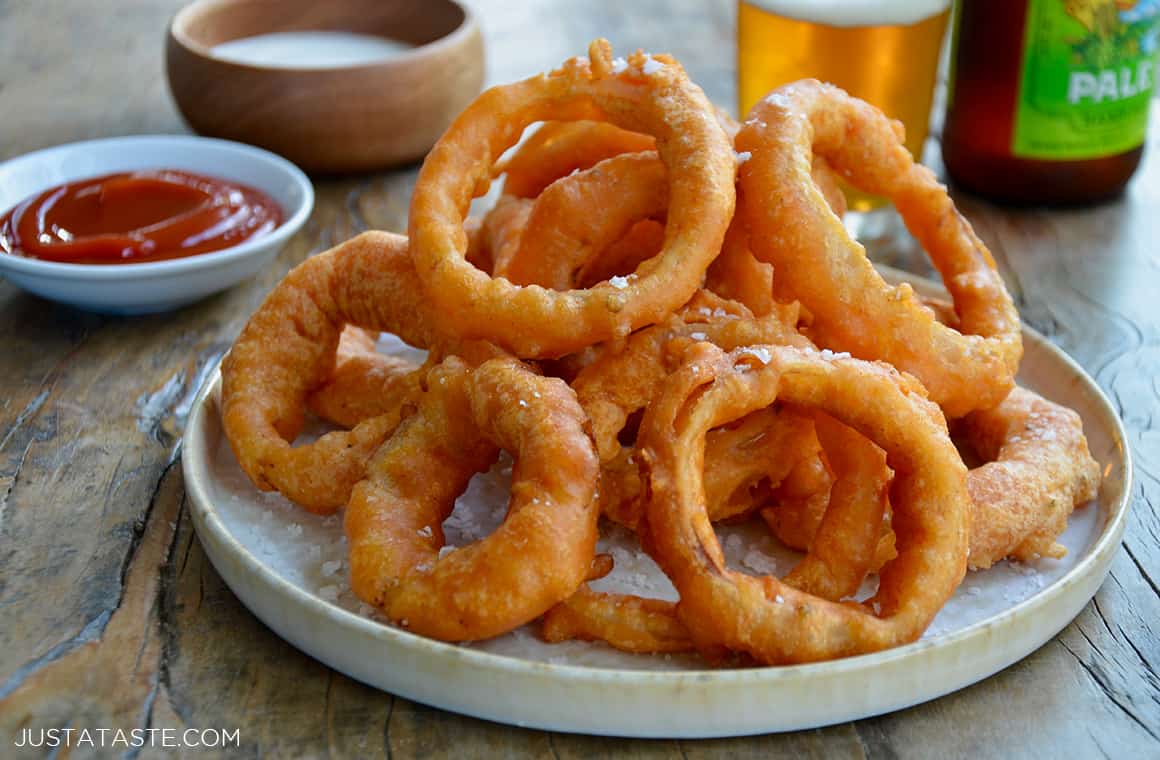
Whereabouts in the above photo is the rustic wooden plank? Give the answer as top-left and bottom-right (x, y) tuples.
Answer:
(0, 461), (182, 757)
(0, 0), (189, 160)
(155, 502), (395, 759)
(548, 733), (683, 758)
(386, 699), (556, 759)
(682, 726), (868, 759)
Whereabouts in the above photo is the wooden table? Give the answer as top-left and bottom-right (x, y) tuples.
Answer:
(1, 1), (1157, 756)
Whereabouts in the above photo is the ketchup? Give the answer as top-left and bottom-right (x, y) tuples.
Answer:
(0, 170), (283, 264)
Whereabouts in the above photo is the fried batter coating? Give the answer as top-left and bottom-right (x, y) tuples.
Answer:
(641, 343), (969, 664)
(960, 386), (1101, 569)
(736, 80), (1023, 417)
(346, 357), (600, 641)
(408, 40), (736, 357)
(221, 232), (445, 513)
(304, 326), (423, 430)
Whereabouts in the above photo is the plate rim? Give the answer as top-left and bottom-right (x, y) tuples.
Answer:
(180, 269), (1133, 733)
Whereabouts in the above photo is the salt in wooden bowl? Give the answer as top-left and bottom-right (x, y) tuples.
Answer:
(166, 0), (484, 173)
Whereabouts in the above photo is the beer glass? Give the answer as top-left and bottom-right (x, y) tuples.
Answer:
(737, 1), (951, 248)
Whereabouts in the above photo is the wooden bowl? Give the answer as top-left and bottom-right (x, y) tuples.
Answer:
(166, 0), (484, 173)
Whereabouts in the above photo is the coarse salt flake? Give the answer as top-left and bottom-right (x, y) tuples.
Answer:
(739, 347), (772, 364)
(641, 54), (664, 75)
(417, 525), (433, 538)
(609, 275), (630, 289)
(819, 349), (851, 361)
(775, 595), (785, 604)
(735, 151), (752, 164)
(741, 549), (779, 575)
(518, 399), (528, 408)
(690, 331), (707, 341)
(764, 92), (791, 108)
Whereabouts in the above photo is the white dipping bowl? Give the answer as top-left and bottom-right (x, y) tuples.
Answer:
(0, 135), (313, 314)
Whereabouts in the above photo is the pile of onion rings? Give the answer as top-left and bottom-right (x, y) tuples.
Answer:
(219, 40), (1101, 663)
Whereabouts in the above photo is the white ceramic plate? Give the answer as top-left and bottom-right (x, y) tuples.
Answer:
(181, 273), (1131, 737)
(0, 135), (313, 314)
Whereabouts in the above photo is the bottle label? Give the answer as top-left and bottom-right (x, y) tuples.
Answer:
(1013, 0), (1160, 159)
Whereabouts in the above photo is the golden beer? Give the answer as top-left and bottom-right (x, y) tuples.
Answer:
(738, 0), (950, 210)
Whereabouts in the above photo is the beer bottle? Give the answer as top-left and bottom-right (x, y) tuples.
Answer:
(942, 0), (1160, 204)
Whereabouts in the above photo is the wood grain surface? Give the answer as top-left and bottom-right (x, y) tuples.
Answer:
(1, 0), (1157, 757)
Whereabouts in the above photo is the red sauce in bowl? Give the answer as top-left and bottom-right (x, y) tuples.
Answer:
(0, 170), (283, 264)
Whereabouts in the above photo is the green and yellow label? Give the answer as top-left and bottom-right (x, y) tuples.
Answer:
(1014, 0), (1160, 159)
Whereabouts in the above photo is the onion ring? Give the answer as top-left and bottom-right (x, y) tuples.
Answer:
(496, 103), (737, 202)
(478, 194), (534, 276)
(703, 218), (777, 317)
(345, 356), (600, 640)
(573, 290), (806, 462)
(221, 231), (446, 513)
(501, 148), (845, 301)
(639, 343), (970, 664)
(762, 385), (1100, 571)
(780, 412), (890, 600)
(408, 39), (736, 358)
(497, 151), (667, 289)
(960, 386), (1101, 569)
(305, 326), (423, 430)
(575, 219), (666, 289)
(736, 80), (1022, 417)
(599, 405), (824, 531)
(541, 586), (691, 653)
(546, 409), (890, 656)
(497, 120), (656, 199)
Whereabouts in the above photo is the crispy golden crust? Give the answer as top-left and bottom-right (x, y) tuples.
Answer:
(345, 357), (600, 641)
(478, 195), (533, 276)
(407, 40), (736, 358)
(640, 343), (969, 664)
(599, 405), (824, 531)
(220, 232), (440, 513)
(545, 408), (892, 656)
(576, 219), (666, 288)
(305, 327), (423, 430)
(704, 156), (843, 318)
(960, 386), (1101, 569)
(736, 80), (1023, 417)
(498, 151), (667, 289)
(573, 290), (806, 461)
(498, 120), (656, 199)
(781, 413), (891, 600)
(540, 586), (692, 653)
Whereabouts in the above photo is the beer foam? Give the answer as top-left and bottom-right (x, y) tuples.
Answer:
(742, 0), (949, 27)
